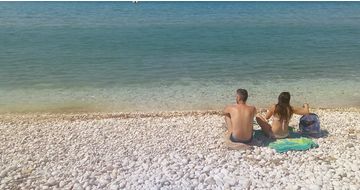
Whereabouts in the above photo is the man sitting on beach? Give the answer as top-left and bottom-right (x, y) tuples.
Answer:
(223, 89), (257, 144)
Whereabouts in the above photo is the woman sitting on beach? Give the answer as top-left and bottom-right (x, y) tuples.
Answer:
(256, 92), (309, 139)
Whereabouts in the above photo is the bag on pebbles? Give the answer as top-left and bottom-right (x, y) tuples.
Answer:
(299, 113), (322, 138)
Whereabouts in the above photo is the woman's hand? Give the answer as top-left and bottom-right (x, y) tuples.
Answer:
(303, 103), (309, 109)
(293, 103), (310, 115)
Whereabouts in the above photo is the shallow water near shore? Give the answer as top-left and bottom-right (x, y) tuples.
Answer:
(1, 78), (359, 113)
(0, 2), (360, 112)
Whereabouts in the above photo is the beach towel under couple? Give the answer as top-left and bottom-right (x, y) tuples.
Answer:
(269, 136), (318, 153)
(252, 130), (319, 153)
(254, 114), (321, 153)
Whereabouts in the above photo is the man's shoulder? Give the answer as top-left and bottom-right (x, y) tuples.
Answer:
(224, 104), (237, 113)
(237, 104), (256, 111)
(244, 104), (256, 109)
(244, 105), (256, 113)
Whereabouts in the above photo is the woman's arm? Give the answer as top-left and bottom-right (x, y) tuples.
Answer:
(265, 105), (275, 120)
(292, 103), (310, 115)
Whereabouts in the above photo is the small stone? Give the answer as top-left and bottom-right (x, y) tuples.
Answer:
(51, 171), (59, 176)
(109, 184), (119, 190)
(0, 170), (8, 178)
(350, 185), (360, 190)
(315, 179), (323, 186)
(119, 182), (126, 189)
(1, 177), (12, 184)
(238, 177), (250, 188)
(182, 158), (190, 164)
(202, 166), (211, 173)
(332, 181), (340, 187)
(221, 168), (229, 175)
(335, 168), (344, 175)
(197, 183), (204, 189)
(161, 160), (169, 166)
(73, 182), (84, 190)
(46, 177), (58, 186)
(162, 180), (171, 186)
(198, 174), (207, 182)
(59, 181), (67, 188)
(82, 182), (89, 188)
(308, 184), (321, 190)
(99, 179), (110, 187)
(103, 174), (111, 180)
(204, 177), (215, 185)
(351, 164), (359, 172)
(214, 175), (224, 186)
(287, 184), (300, 190)
(224, 183), (230, 189)
(223, 176), (236, 186)
(106, 165), (114, 171)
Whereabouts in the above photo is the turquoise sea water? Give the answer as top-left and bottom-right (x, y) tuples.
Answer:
(0, 2), (359, 112)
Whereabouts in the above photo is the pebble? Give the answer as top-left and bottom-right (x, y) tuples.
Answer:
(204, 177), (216, 185)
(238, 177), (250, 187)
(46, 177), (57, 186)
(308, 184), (321, 190)
(349, 185), (360, 190)
(0, 170), (8, 178)
(109, 184), (119, 190)
(351, 164), (359, 172)
(214, 175), (224, 186)
(332, 181), (340, 186)
(119, 182), (126, 189)
(58, 181), (67, 188)
(198, 174), (207, 182)
(221, 168), (229, 175)
(99, 178), (110, 187)
(73, 182), (84, 190)
(223, 176), (236, 186)
(202, 166), (211, 173)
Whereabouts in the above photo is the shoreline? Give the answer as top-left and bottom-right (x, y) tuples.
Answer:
(0, 107), (359, 121)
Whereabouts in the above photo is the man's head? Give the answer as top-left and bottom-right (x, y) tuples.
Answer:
(236, 88), (248, 103)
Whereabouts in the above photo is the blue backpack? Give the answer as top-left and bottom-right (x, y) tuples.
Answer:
(299, 113), (321, 137)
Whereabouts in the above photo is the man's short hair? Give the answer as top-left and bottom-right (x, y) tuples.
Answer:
(236, 89), (248, 102)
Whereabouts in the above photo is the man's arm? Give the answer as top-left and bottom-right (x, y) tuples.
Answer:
(223, 105), (232, 117)
(292, 103), (310, 115)
(223, 105), (233, 132)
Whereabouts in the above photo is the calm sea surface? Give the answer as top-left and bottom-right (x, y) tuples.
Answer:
(0, 2), (359, 112)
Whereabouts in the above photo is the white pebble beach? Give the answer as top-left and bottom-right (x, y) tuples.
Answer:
(1, 108), (360, 190)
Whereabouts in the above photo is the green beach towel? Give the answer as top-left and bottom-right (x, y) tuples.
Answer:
(269, 137), (319, 153)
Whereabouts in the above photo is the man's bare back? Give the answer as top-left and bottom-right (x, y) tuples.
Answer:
(223, 89), (256, 143)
